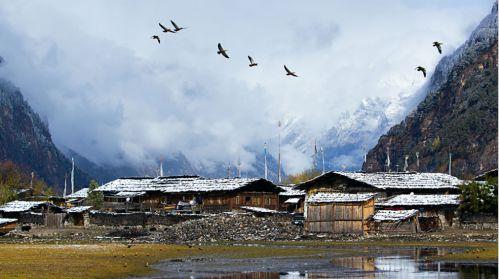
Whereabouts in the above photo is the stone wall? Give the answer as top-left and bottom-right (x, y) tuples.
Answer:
(89, 211), (205, 227)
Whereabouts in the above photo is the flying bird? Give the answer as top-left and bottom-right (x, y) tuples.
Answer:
(217, 43), (229, 58)
(284, 65), (298, 77)
(151, 35), (160, 44)
(171, 20), (186, 32)
(159, 22), (176, 33)
(416, 66), (426, 77)
(248, 56), (258, 67)
(433, 41), (443, 54)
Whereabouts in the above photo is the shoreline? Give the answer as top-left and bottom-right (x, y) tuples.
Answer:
(0, 239), (496, 278)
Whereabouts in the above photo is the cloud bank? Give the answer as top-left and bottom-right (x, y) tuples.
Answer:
(0, 0), (493, 174)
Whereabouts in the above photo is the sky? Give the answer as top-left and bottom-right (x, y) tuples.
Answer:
(0, 0), (494, 174)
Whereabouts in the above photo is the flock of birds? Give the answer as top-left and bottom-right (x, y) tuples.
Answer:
(152, 20), (443, 79)
(151, 20), (299, 77)
(416, 41), (443, 78)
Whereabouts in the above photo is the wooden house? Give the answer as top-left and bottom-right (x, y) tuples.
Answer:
(65, 206), (92, 226)
(378, 194), (461, 230)
(295, 171), (462, 198)
(305, 192), (376, 235)
(278, 185), (305, 213)
(96, 176), (282, 213)
(0, 218), (17, 235)
(368, 209), (420, 234)
(0, 200), (64, 228)
(64, 188), (89, 206)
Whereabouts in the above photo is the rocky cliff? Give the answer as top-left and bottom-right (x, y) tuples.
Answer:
(363, 3), (498, 178)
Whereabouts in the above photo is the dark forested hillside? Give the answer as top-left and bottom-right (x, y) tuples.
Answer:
(0, 77), (91, 192)
(363, 3), (498, 179)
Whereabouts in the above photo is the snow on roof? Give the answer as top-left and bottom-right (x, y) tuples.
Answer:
(0, 201), (47, 212)
(278, 186), (305, 196)
(66, 188), (89, 199)
(307, 192), (377, 203)
(372, 210), (419, 222)
(0, 218), (17, 225)
(299, 171), (463, 190)
(114, 191), (146, 198)
(96, 176), (274, 194)
(284, 197), (301, 204)
(336, 172), (462, 190)
(66, 206), (92, 213)
(240, 206), (284, 214)
(379, 194), (461, 207)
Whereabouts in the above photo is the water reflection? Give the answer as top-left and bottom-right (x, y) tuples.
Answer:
(146, 247), (497, 279)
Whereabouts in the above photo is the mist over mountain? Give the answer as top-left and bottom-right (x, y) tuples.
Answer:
(363, 2), (498, 178)
(0, 75), (90, 192)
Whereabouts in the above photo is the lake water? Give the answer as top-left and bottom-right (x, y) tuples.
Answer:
(143, 246), (498, 278)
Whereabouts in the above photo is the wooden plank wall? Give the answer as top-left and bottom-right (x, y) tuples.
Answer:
(305, 199), (374, 234)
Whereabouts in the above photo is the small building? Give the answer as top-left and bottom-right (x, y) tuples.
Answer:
(305, 192), (376, 235)
(378, 194), (460, 230)
(278, 185), (305, 213)
(0, 218), (17, 235)
(65, 206), (92, 226)
(65, 188), (89, 206)
(0, 201), (64, 227)
(95, 176), (282, 213)
(368, 209), (420, 234)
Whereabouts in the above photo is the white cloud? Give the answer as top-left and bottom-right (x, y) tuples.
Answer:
(0, 0), (494, 173)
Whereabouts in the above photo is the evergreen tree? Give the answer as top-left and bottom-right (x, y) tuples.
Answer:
(86, 180), (104, 209)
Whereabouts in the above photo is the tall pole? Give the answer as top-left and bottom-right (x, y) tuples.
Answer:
(416, 152), (420, 172)
(237, 156), (241, 178)
(30, 172), (34, 190)
(264, 142), (268, 180)
(404, 155), (409, 172)
(386, 147), (391, 172)
(63, 173), (67, 197)
(277, 121), (282, 184)
(159, 159), (164, 177)
(448, 152), (452, 175)
(321, 147), (325, 175)
(71, 157), (75, 194)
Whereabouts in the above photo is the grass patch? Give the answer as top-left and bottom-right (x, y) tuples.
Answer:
(0, 243), (325, 278)
(431, 244), (498, 261)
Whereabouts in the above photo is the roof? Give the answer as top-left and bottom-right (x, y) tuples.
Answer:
(307, 192), (377, 203)
(0, 201), (47, 212)
(66, 206), (92, 213)
(240, 206), (283, 214)
(65, 188), (89, 199)
(297, 171), (463, 190)
(278, 186), (305, 197)
(0, 218), (18, 225)
(372, 210), (419, 222)
(379, 194), (461, 207)
(96, 176), (280, 194)
(114, 191), (146, 198)
(475, 169), (498, 181)
(284, 197), (301, 204)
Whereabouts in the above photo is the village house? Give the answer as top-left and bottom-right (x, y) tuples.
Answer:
(0, 200), (65, 228)
(278, 185), (305, 213)
(294, 171), (463, 234)
(378, 194), (461, 230)
(0, 218), (17, 235)
(65, 206), (92, 226)
(295, 171), (462, 198)
(368, 209), (420, 234)
(95, 176), (283, 213)
(64, 188), (89, 206)
(305, 192), (376, 235)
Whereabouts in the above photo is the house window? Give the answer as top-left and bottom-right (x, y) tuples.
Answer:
(236, 197), (240, 204)
(245, 196), (251, 203)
